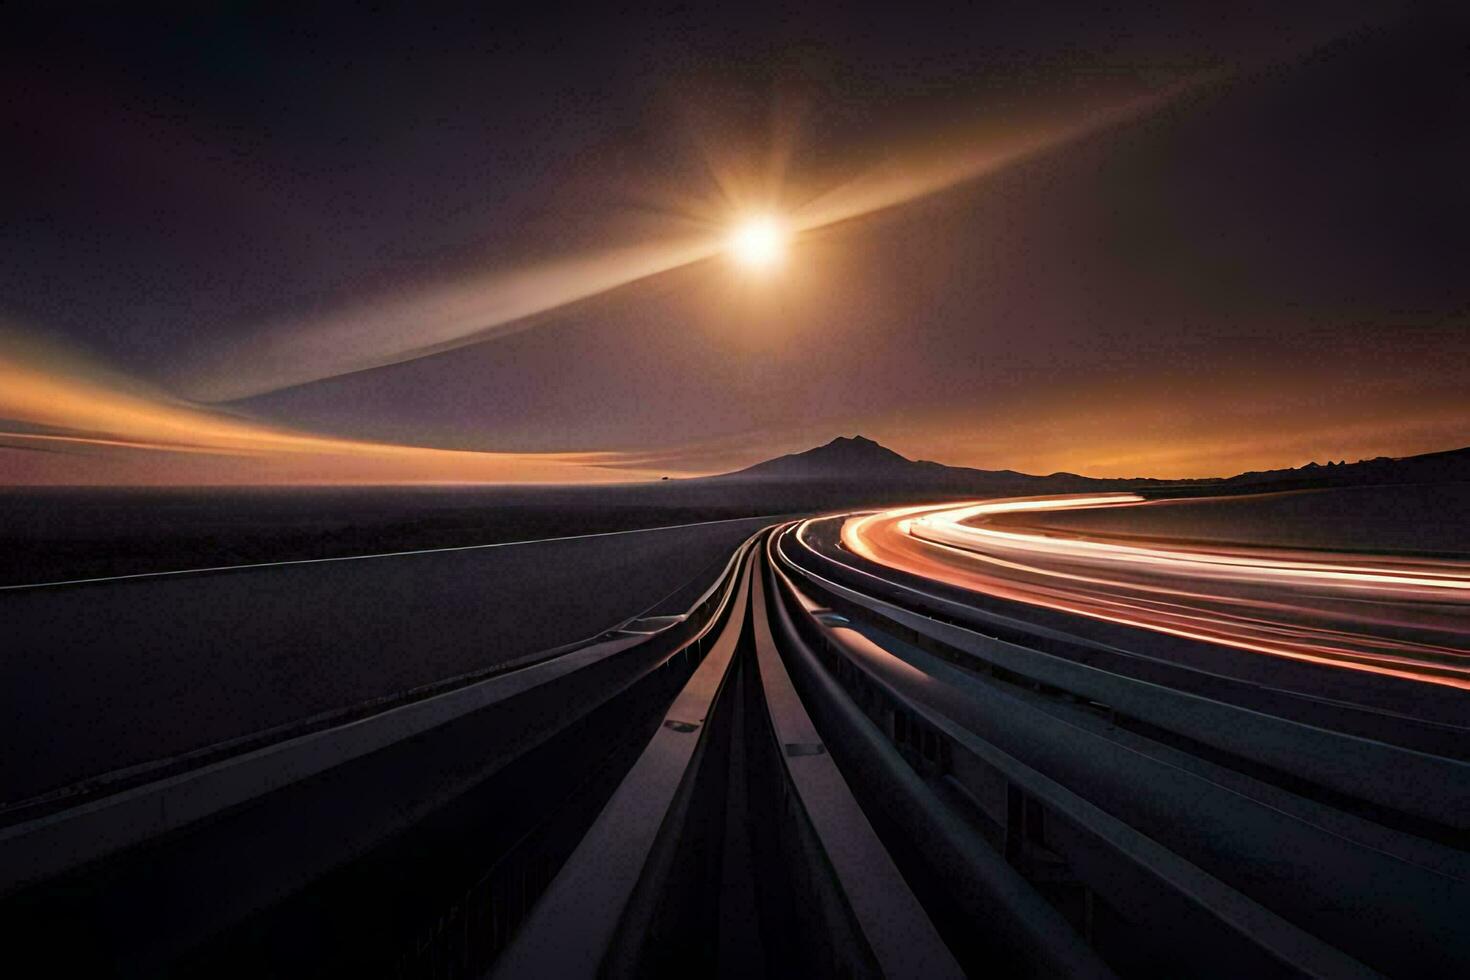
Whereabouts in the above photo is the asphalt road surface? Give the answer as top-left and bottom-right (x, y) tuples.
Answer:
(2, 515), (773, 805)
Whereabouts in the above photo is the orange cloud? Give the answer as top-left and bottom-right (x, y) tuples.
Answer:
(0, 330), (653, 485)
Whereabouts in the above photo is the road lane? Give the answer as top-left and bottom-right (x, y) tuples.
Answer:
(2, 516), (774, 806)
(840, 494), (1470, 689)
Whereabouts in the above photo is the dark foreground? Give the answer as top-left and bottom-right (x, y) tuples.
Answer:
(2, 513), (773, 806)
(0, 484), (790, 586)
(2, 497), (1465, 978)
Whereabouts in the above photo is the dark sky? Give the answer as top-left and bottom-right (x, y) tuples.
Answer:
(1, 1), (1466, 482)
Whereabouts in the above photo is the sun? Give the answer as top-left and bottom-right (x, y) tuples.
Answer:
(727, 215), (788, 270)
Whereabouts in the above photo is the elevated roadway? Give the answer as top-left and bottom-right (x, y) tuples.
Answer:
(2, 496), (1466, 977)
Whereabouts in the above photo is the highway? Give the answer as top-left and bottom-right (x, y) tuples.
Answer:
(839, 494), (1470, 689)
(773, 512), (1470, 977)
(1, 515), (774, 810)
(1, 498), (1466, 977)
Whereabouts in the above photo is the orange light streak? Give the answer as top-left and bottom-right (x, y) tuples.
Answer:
(840, 496), (1470, 689)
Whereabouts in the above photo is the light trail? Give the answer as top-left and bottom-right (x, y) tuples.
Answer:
(841, 495), (1470, 689)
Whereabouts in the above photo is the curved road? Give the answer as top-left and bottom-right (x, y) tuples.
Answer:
(839, 493), (1470, 689)
(6, 511), (1468, 977)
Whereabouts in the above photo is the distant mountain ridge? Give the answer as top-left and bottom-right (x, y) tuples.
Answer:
(1221, 444), (1470, 490)
(710, 435), (1470, 493)
(713, 435), (1177, 493)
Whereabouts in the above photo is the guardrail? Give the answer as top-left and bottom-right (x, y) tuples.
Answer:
(6, 516), (1463, 978)
(763, 540), (1115, 979)
(497, 540), (965, 979)
(0, 530), (765, 976)
(780, 519), (1470, 839)
(772, 520), (1470, 977)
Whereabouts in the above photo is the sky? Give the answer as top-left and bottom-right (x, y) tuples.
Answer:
(1, 1), (1466, 484)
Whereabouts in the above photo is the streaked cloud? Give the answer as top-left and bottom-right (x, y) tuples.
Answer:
(174, 82), (1196, 403)
(0, 329), (653, 484)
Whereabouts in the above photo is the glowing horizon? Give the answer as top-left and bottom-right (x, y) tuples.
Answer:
(0, 331), (664, 485)
(2, 18), (1464, 488)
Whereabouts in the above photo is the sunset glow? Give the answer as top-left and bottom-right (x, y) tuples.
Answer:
(4, 8), (1466, 974)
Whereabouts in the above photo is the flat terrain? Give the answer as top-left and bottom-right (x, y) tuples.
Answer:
(1001, 483), (1470, 555)
(0, 485), (788, 587)
(2, 514), (772, 805)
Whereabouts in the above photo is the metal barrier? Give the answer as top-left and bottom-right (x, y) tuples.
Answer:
(772, 522), (1470, 977)
(778, 520), (1470, 839)
(0, 532), (765, 976)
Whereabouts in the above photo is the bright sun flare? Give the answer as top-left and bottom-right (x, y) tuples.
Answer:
(727, 215), (787, 270)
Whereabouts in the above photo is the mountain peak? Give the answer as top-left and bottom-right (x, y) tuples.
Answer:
(719, 434), (913, 480)
(713, 433), (1139, 489)
(797, 435), (914, 466)
(813, 434), (903, 456)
